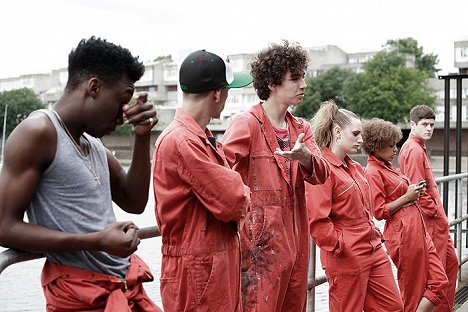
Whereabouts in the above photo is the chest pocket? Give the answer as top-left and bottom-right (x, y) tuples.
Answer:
(251, 152), (282, 191)
(334, 181), (357, 200)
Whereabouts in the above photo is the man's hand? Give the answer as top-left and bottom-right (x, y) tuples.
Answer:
(96, 221), (140, 258)
(123, 92), (158, 136)
(274, 133), (312, 167)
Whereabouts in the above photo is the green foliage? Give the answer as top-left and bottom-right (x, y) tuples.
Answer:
(293, 67), (356, 119)
(154, 55), (172, 62)
(0, 88), (45, 136)
(386, 37), (439, 76)
(294, 90), (321, 120)
(343, 50), (436, 123)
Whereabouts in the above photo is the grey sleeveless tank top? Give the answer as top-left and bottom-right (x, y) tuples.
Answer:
(26, 109), (129, 278)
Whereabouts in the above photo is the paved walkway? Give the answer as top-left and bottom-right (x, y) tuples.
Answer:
(458, 302), (468, 311)
(455, 264), (468, 311)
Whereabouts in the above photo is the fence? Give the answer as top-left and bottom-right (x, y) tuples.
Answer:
(0, 172), (467, 311)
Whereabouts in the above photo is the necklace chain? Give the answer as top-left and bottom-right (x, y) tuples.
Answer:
(51, 110), (101, 185)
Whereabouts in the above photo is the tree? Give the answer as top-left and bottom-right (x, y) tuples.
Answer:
(294, 67), (355, 119)
(0, 88), (45, 137)
(293, 90), (321, 120)
(386, 37), (439, 77)
(153, 55), (172, 62)
(343, 50), (436, 123)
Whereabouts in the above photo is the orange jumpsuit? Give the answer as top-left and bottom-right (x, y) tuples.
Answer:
(153, 109), (251, 312)
(366, 155), (448, 311)
(307, 148), (403, 312)
(399, 134), (458, 312)
(222, 103), (329, 311)
(41, 254), (161, 312)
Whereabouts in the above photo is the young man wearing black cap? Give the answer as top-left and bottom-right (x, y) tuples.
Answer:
(152, 50), (252, 311)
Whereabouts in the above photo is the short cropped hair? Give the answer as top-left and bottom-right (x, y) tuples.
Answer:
(65, 36), (145, 91)
(250, 40), (309, 101)
(410, 105), (436, 123)
(361, 118), (403, 155)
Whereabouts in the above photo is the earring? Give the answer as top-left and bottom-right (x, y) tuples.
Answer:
(335, 137), (342, 146)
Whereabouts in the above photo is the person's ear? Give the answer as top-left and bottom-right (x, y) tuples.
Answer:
(267, 80), (276, 92)
(213, 89), (222, 102)
(333, 125), (342, 138)
(87, 78), (101, 98)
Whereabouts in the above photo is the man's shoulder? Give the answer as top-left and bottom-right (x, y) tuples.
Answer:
(13, 111), (56, 143)
(400, 139), (424, 155)
(156, 121), (200, 150)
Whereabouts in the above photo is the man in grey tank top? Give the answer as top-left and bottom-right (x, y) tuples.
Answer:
(0, 37), (162, 311)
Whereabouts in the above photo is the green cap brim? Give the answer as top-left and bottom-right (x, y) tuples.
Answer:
(227, 71), (253, 89)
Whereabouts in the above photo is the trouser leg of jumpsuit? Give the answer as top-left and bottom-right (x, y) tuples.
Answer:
(240, 207), (309, 312)
(424, 215), (458, 312)
(323, 246), (403, 312)
(385, 210), (448, 311)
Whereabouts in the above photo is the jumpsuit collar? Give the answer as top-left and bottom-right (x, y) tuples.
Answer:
(250, 103), (304, 187)
(174, 108), (222, 151)
(408, 133), (427, 150)
(367, 154), (411, 185)
(322, 147), (354, 169)
(367, 154), (398, 173)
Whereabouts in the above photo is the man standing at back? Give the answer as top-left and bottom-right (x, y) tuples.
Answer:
(398, 104), (458, 312)
(152, 50), (252, 311)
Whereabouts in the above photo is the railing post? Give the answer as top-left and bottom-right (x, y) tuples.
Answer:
(307, 240), (317, 312)
(457, 177), (463, 282)
(442, 77), (450, 216)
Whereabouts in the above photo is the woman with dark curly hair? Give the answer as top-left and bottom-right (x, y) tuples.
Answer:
(362, 118), (448, 312)
(307, 102), (403, 311)
(222, 41), (329, 311)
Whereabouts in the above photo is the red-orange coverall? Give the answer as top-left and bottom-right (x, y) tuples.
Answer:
(307, 148), (403, 312)
(366, 155), (448, 311)
(41, 254), (161, 312)
(222, 103), (329, 311)
(399, 134), (458, 312)
(153, 109), (251, 312)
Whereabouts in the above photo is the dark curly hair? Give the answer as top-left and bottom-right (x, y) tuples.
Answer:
(250, 40), (309, 101)
(361, 118), (403, 155)
(65, 36), (145, 91)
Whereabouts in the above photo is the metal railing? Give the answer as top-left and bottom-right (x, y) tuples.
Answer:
(1, 172), (467, 311)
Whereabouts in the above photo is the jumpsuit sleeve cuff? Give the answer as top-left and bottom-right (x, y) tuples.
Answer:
(422, 290), (441, 307)
(333, 232), (344, 256)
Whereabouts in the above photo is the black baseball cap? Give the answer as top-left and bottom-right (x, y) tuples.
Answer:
(179, 50), (253, 93)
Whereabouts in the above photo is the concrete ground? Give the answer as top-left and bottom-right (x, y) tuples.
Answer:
(455, 266), (468, 311)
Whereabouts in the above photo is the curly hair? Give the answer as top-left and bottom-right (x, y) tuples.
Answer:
(250, 40), (309, 101)
(361, 118), (402, 155)
(65, 36), (145, 91)
(310, 100), (359, 149)
(410, 105), (435, 123)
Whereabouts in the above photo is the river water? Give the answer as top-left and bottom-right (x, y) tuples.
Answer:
(0, 179), (465, 311)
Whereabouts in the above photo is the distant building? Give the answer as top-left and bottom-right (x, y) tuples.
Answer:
(1, 42), (467, 130)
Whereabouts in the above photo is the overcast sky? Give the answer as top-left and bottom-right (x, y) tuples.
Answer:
(1, 0), (467, 78)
